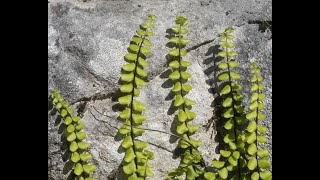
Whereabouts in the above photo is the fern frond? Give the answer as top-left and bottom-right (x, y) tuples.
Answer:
(51, 89), (96, 180)
(117, 14), (157, 180)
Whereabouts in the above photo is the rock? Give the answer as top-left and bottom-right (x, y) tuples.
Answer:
(48, 0), (272, 179)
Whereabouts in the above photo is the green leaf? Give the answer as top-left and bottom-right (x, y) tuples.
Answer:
(120, 108), (131, 120)
(176, 122), (188, 134)
(246, 110), (257, 120)
(249, 101), (258, 111)
(247, 121), (257, 132)
(247, 132), (256, 144)
(56, 102), (63, 109)
(180, 28), (188, 34)
(169, 37), (179, 43)
(69, 141), (78, 152)
(67, 132), (76, 142)
(180, 134), (190, 149)
(124, 147), (136, 162)
(83, 164), (96, 174)
(132, 114), (146, 124)
(123, 160), (136, 174)
(181, 60), (192, 67)
(260, 171), (272, 179)
(146, 31), (154, 36)
(67, 124), (75, 133)
(258, 84), (264, 90)
(143, 39), (152, 46)
(76, 131), (87, 140)
(257, 136), (267, 143)
(221, 85), (231, 95)
(218, 51), (227, 58)
(123, 63), (136, 71)
(120, 84), (133, 93)
(248, 157), (257, 170)
(223, 108), (234, 118)
(212, 161), (225, 169)
(228, 156), (237, 166)
(226, 164), (236, 172)
(141, 47), (151, 55)
(169, 61), (180, 69)
(76, 122), (84, 130)
(136, 29), (146, 36)
(204, 172), (216, 180)
(259, 93), (266, 100)
(180, 49), (187, 56)
(220, 150), (231, 157)
(231, 82), (242, 90)
(136, 67), (147, 77)
(53, 98), (59, 104)
(247, 143), (257, 155)
(138, 57), (149, 67)
(80, 154), (92, 162)
(178, 84), (190, 93)
(218, 167), (228, 179)
(222, 97), (232, 107)
(251, 93), (258, 102)
(61, 109), (68, 117)
(258, 113), (265, 120)
(122, 136), (133, 149)
(119, 120), (131, 134)
(72, 116), (81, 122)
(172, 27), (180, 33)
(169, 49), (179, 56)
(218, 62), (228, 70)
(232, 151), (240, 159)
(169, 70), (180, 80)
(189, 137), (202, 147)
(134, 141), (148, 150)
(133, 100), (146, 112)
(74, 163), (83, 176)
(118, 95), (132, 105)
(258, 160), (271, 168)
(184, 97), (196, 106)
(135, 77), (146, 87)
(71, 152), (80, 163)
(125, 53), (137, 61)
(185, 108), (196, 119)
(172, 82), (181, 92)
(230, 72), (240, 80)
(78, 142), (89, 150)
(257, 125), (267, 133)
(129, 44), (139, 52)
(132, 125), (145, 135)
(219, 41), (234, 48)
(218, 73), (229, 81)
(133, 36), (143, 43)
(67, 107), (74, 114)
(180, 38), (190, 45)
(186, 123), (199, 134)
(181, 72), (191, 79)
(257, 76), (263, 82)
(258, 102), (264, 110)
(121, 73), (134, 82)
(228, 51), (237, 57)
(251, 76), (257, 82)
(178, 109), (188, 122)
(174, 94), (184, 107)
(250, 84), (258, 92)
(224, 133), (235, 143)
(85, 178), (97, 180)
(228, 61), (238, 68)
(257, 149), (269, 158)
(251, 172), (259, 180)
(186, 165), (199, 180)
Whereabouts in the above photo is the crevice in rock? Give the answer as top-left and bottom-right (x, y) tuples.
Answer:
(70, 92), (112, 105)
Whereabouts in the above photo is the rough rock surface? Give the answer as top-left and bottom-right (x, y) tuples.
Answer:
(48, 0), (272, 179)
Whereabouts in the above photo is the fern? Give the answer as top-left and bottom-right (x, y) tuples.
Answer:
(165, 16), (205, 180)
(117, 14), (157, 180)
(51, 89), (96, 180)
(245, 61), (272, 180)
(204, 27), (248, 180)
